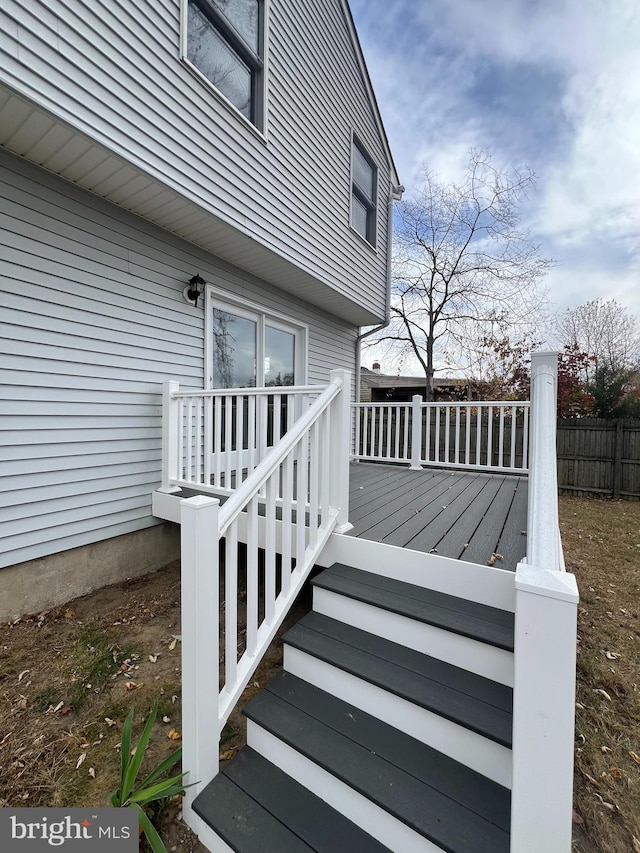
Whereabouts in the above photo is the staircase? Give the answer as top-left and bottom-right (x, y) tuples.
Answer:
(191, 562), (514, 853)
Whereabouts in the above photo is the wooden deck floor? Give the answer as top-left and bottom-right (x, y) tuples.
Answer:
(348, 462), (528, 572)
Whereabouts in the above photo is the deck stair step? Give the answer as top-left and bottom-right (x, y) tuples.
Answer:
(311, 564), (515, 686)
(242, 672), (510, 853)
(192, 745), (391, 853)
(283, 611), (512, 751)
(313, 564), (514, 650)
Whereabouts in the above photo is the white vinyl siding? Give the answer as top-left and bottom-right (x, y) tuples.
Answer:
(0, 150), (357, 569)
(0, 0), (392, 320)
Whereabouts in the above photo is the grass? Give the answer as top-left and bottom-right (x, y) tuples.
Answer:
(559, 496), (640, 853)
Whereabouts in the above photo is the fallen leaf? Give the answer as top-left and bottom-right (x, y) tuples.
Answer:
(632, 836), (640, 853)
(610, 767), (622, 780)
(148, 655), (159, 663)
(104, 717), (116, 727)
(601, 746), (612, 754)
(168, 635), (181, 651)
(162, 716), (171, 723)
(219, 749), (234, 761)
(604, 651), (619, 660)
(629, 751), (640, 766)
(17, 670), (30, 683)
(572, 808), (584, 825)
(88, 767), (96, 779)
(580, 769), (599, 787)
(124, 681), (142, 692)
(76, 752), (87, 770)
(594, 688), (612, 702)
(167, 729), (181, 741)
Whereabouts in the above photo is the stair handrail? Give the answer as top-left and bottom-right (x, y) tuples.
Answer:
(180, 370), (352, 836)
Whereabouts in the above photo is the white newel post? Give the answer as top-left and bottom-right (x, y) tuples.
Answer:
(510, 563), (579, 853)
(180, 496), (220, 830)
(409, 395), (423, 470)
(329, 369), (353, 534)
(158, 380), (182, 493)
(527, 352), (559, 567)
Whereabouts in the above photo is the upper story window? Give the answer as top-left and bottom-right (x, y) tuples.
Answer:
(351, 137), (377, 246)
(186, 0), (264, 129)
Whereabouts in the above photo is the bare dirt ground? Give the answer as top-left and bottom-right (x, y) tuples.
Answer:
(0, 495), (638, 851)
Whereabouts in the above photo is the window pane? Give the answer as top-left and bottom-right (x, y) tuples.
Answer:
(212, 309), (257, 387)
(187, 2), (252, 119)
(212, 0), (259, 52)
(353, 143), (374, 201)
(351, 194), (368, 239)
(265, 326), (295, 387)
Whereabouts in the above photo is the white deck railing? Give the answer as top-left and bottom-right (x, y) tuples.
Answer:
(353, 398), (530, 474)
(179, 370), (351, 832)
(159, 383), (325, 495)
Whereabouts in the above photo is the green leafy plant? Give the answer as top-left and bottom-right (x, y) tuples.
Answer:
(110, 703), (190, 853)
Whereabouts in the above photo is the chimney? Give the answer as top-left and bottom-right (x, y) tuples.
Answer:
(372, 362), (381, 374)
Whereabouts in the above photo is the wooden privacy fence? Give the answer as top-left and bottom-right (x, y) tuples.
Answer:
(557, 418), (640, 500)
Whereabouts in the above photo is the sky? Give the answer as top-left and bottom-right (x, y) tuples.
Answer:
(349, 0), (640, 357)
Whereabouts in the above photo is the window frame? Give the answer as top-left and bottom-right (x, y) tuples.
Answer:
(182, 0), (266, 131)
(350, 134), (378, 247)
(205, 287), (308, 390)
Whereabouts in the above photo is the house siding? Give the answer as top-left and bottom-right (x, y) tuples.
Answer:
(0, 0), (392, 320)
(0, 150), (357, 569)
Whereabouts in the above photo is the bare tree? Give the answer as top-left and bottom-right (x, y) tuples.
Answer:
(555, 298), (640, 382)
(371, 150), (553, 400)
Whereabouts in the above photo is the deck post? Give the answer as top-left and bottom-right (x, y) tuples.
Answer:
(511, 562), (578, 853)
(158, 380), (182, 493)
(527, 352), (559, 567)
(329, 369), (353, 533)
(180, 496), (221, 830)
(409, 395), (423, 469)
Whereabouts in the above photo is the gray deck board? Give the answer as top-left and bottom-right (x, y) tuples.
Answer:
(348, 463), (527, 572)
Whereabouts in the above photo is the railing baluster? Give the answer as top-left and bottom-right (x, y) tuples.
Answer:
(281, 454), (293, 596)
(204, 395), (213, 487)
(224, 395), (233, 490)
(498, 406), (505, 468)
(245, 494), (258, 657)
(444, 405), (450, 464)
(195, 398), (203, 484)
(234, 393), (243, 488)
(265, 474), (277, 625)
(309, 419), (320, 549)
(320, 408), (330, 526)
(465, 405), (471, 466)
(186, 398), (194, 482)
(354, 404), (362, 458)
(225, 523), (238, 692)
(523, 404), (530, 470)
(178, 397), (185, 483)
(362, 406), (369, 458)
(295, 433), (308, 566)
(434, 406), (441, 463)
(487, 405), (494, 467)
(454, 406), (460, 465)
(510, 406), (517, 469)
(403, 405), (410, 460)
(213, 397), (221, 487)
(476, 405), (482, 467)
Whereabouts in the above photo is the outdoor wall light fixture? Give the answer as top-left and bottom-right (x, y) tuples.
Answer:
(183, 274), (206, 307)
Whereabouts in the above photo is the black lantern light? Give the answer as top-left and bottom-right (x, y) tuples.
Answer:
(185, 274), (205, 307)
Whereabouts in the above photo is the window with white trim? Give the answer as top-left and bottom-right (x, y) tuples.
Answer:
(207, 295), (306, 389)
(351, 136), (377, 246)
(185, 0), (264, 128)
